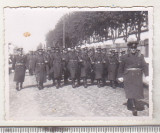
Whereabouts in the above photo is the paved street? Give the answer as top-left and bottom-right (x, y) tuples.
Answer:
(8, 72), (149, 120)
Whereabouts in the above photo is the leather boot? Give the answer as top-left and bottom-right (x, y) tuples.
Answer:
(131, 99), (137, 116)
(112, 81), (116, 89)
(16, 82), (19, 91)
(97, 80), (101, 88)
(72, 79), (76, 88)
(83, 78), (87, 88)
(110, 80), (112, 87)
(127, 99), (137, 116)
(52, 79), (55, 86)
(20, 82), (23, 90)
(77, 79), (80, 86)
(56, 79), (60, 89)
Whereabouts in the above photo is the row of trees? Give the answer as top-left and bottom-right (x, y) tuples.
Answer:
(46, 11), (148, 48)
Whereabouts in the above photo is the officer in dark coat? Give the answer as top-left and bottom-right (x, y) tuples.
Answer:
(12, 48), (27, 91)
(107, 50), (119, 89)
(76, 46), (82, 85)
(92, 47), (106, 88)
(79, 47), (91, 88)
(35, 45), (47, 90)
(50, 47), (62, 89)
(67, 47), (79, 88)
(101, 48), (108, 86)
(61, 48), (69, 85)
(118, 39), (149, 116)
(88, 48), (95, 84)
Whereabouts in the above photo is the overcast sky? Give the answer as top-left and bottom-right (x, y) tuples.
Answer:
(4, 8), (69, 52)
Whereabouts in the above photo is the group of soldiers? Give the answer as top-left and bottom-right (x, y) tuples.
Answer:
(11, 38), (149, 116)
(11, 45), (126, 90)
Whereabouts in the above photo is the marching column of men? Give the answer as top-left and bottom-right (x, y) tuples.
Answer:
(11, 39), (149, 116)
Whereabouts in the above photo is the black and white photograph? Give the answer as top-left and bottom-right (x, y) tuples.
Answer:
(4, 7), (152, 120)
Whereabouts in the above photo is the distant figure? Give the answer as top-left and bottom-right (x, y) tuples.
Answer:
(12, 48), (27, 91)
(92, 47), (106, 88)
(67, 47), (79, 88)
(49, 47), (63, 89)
(107, 50), (119, 89)
(35, 44), (47, 90)
(79, 47), (91, 88)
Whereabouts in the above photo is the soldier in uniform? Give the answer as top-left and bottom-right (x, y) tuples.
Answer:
(92, 47), (106, 88)
(101, 48), (108, 86)
(35, 44), (47, 90)
(118, 39), (149, 116)
(44, 47), (51, 80)
(67, 47), (79, 88)
(75, 46), (82, 85)
(49, 46), (56, 85)
(50, 47), (62, 89)
(79, 47), (91, 88)
(61, 48), (69, 85)
(88, 48), (95, 84)
(107, 50), (119, 89)
(12, 48), (27, 91)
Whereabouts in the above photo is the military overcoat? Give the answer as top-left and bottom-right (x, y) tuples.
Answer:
(12, 54), (27, 82)
(93, 52), (105, 80)
(107, 55), (119, 81)
(50, 52), (62, 79)
(35, 54), (47, 83)
(79, 52), (91, 78)
(67, 51), (79, 79)
(118, 53), (148, 99)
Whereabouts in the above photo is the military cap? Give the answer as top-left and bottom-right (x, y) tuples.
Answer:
(17, 48), (23, 51)
(120, 50), (126, 54)
(127, 38), (138, 48)
(71, 47), (75, 50)
(51, 46), (56, 50)
(37, 43), (43, 51)
(55, 47), (60, 51)
(47, 46), (51, 51)
(110, 49), (115, 53)
(96, 47), (101, 50)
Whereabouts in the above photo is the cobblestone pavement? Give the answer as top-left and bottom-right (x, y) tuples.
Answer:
(8, 73), (149, 120)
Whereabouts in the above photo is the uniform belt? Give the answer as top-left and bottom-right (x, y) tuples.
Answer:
(16, 63), (24, 66)
(69, 60), (78, 62)
(110, 63), (116, 64)
(126, 68), (142, 71)
(95, 61), (102, 64)
(37, 63), (44, 65)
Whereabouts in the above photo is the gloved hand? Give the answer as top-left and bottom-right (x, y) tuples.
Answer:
(11, 69), (14, 73)
(118, 77), (124, 82)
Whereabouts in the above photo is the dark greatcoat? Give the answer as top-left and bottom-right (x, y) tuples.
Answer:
(79, 52), (91, 78)
(44, 52), (51, 75)
(35, 54), (47, 83)
(67, 51), (79, 79)
(107, 55), (119, 81)
(93, 52), (105, 80)
(61, 52), (69, 79)
(12, 54), (27, 82)
(118, 53), (148, 99)
(76, 51), (82, 80)
(49, 52), (55, 80)
(50, 52), (62, 79)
